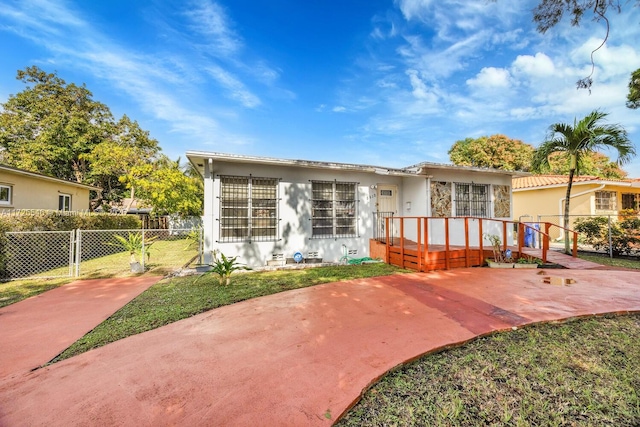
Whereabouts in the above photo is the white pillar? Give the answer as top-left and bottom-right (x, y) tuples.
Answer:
(202, 158), (215, 264)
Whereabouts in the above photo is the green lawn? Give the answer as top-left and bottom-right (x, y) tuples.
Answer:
(337, 314), (640, 426)
(578, 252), (640, 270)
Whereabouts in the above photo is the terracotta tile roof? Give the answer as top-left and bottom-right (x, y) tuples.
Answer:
(513, 175), (632, 190)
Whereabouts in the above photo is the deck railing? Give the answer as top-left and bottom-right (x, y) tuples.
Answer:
(379, 216), (579, 271)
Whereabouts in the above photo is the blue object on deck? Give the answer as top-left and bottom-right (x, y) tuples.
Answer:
(524, 223), (538, 248)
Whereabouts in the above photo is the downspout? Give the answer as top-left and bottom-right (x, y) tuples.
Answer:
(558, 184), (606, 219)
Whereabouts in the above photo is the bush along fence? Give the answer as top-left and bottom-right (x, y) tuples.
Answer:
(0, 228), (202, 281)
(536, 213), (640, 258)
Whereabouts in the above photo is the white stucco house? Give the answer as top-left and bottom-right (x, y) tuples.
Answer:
(187, 151), (523, 268)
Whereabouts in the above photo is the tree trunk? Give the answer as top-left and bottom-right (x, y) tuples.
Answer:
(564, 167), (575, 253)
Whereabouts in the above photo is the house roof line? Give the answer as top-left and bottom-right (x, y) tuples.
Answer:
(0, 164), (101, 191)
(407, 161), (529, 177)
(186, 151), (423, 177)
(186, 151), (524, 178)
(513, 175), (640, 191)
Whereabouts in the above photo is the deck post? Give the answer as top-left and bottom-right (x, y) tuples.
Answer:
(502, 221), (508, 252)
(464, 217), (470, 268)
(400, 217), (405, 268)
(384, 217), (390, 264)
(572, 231), (578, 257)
(517, 222), (524, 256)
(444, 218), (450, 270)
(543, 222), (551, 263)
(478, 219), (484, 264)
(417, 218), (422, 272)
(423, 217), (429, 271)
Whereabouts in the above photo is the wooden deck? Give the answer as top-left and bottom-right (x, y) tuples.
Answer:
(372, 216), (581, 272)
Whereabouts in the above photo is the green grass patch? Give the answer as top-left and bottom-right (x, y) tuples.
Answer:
(578, 253), (640, 270)
(51, 263), (407, 363)
(337, 314), (640, 426)
(0, 277), (74, 308)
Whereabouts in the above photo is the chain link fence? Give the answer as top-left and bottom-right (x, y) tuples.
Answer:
(3, 231), (75, 280)
(1, 228), (202, 281)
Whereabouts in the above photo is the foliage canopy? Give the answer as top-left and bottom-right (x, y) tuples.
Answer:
(0, 66), (203, 216)
(448, 135), (534, 171)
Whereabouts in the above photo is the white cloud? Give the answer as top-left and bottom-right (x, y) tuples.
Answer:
(184, 0), (241, 56)
(467, 67), (511, 89)
(205, 65), (260, 108)
(511, 53), (556, 78)
(333, 106), (347, 113)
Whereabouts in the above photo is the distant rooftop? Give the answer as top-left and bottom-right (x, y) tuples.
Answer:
(513, 175), (639, 190)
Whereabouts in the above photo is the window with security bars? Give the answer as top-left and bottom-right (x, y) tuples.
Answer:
(621, 193), (639, 211)
(454, 183), (490, 217)
(595, 191), (617, 211)
(311, 181), (357, 238)
(219, 176), (278, 242)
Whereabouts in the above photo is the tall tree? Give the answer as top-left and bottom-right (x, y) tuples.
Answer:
(534, 151), (627, 178)
(0, 66), (113, 181)
(448, 134), (534, 171)
(627, 68), (640, 109)
(531, 110), (635, 252)
(0, 66), (160, 210)
(123, 156), (203, 217)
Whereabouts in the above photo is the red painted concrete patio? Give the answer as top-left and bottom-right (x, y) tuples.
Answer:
(0, 276), (160, 382)
(1, 268), (639, 426)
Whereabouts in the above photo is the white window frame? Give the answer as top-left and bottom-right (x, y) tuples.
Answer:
(0, 184), (12, 206)
(311, 180), (358, 238)
(218, 175), (279, 243)
(595, 191), (616, 211)
(58, 193), (71, 211)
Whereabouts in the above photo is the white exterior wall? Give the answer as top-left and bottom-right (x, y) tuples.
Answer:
(202, 160), (411, 267)
(397, 176), (428, 242)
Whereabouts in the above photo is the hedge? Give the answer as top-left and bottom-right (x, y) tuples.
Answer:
(0, 212), (141, 232)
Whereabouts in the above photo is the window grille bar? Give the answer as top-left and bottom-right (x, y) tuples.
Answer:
(219, 175), (278, 242)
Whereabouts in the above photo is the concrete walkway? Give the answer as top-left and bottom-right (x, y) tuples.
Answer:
(0, 275), (161, 382)
(0, 269), (638, 426)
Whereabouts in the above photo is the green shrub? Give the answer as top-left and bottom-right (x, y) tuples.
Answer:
(0, 212), (141, 232)
(574, 216), (640, 256)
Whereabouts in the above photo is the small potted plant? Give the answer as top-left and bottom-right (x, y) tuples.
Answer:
(484, 233), (515, 268)
(107, 232), (157, 273)
(514, 257), (541, 269)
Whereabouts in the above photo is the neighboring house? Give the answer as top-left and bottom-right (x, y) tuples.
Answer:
(187, 151), (524, 268)
(513, 175), (640, 235)
(0, 164), (96, 212)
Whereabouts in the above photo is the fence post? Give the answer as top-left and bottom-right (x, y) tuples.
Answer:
(141, 226), (146, 270)
(68, 230), (75, 278)
(608, 215), (613, 258)
(74, 229), (81, 277)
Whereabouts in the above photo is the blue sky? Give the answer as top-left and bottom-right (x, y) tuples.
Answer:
(1, 0), (640, 175)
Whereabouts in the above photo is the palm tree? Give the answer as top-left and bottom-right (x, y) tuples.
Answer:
(531, 110), (635, 253)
